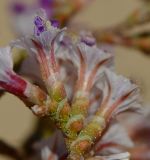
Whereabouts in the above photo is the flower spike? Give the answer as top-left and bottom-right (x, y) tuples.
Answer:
(6, 8), (143, 160)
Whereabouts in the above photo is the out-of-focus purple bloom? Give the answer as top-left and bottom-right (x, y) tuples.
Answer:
(38, 0), (54, 18)
(11, 2), (26, 14)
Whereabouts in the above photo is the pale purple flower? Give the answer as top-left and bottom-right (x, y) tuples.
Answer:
(11, 2), (27, 14)
(0, 47), (30, 97)
(96, 69), (141, 119)
(57, 41), (112, 96)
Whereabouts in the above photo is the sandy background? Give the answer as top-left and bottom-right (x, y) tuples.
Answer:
(0, 0), (150, 159)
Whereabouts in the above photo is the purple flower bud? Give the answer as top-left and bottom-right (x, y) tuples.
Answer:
(50, 19), (60, 28)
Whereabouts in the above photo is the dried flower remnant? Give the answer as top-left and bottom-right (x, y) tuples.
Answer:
(92, 0), (150, 56)
(0, 9), (142, 160)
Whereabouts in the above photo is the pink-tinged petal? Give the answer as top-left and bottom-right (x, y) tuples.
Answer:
(0, 71), (28, 98)
(0, 47), (28, 97)
(57, 40), (112, 94)
(11, 10), (66, 88)
(17, 52), (44, 88)
(31, 39), (51, 80)
(0, 46), (47, 105)
(58, 59), (77, 101)
(97, 69), (142, 119)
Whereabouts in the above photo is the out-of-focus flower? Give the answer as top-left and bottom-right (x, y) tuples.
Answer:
(0, 46), (48, 116)
(119, 106), (150, 160)
(10, 0), (93, 37)
(92, 0), (150, 56)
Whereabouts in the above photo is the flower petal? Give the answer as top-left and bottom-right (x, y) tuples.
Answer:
(97, 69), (142, 118)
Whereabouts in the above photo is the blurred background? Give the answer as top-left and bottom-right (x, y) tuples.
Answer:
(0, 0), (149, 159)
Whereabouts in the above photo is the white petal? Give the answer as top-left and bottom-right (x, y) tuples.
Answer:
(0, 46), (13, 81)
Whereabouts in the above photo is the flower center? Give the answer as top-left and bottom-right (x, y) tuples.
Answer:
(34, 16), (59, 36)
(34, 16), (46, 36)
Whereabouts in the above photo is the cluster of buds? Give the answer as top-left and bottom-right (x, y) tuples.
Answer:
(0, 9), (141, 160)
